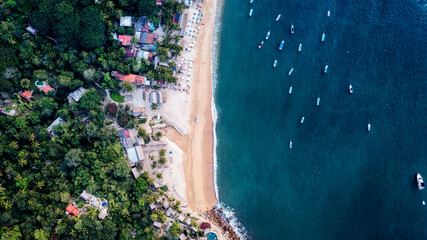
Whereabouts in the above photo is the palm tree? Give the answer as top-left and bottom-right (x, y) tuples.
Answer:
(173, 35), (180, 43)
(18, 158), (28, 167)
(36, 180), (45, 190)
(146, 70), (155, 80)
(8, 141), (18, 150)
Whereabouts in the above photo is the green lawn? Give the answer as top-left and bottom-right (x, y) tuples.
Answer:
(110, 91), (124, 103)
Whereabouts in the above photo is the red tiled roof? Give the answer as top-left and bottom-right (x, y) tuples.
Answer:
(20, 90), (33, 100)
(118, 35), (131, 46)
(42, 84), (53, 94)
(66, 204), (79, 215)
(122, 74), (145, 84)
(146, 33), (154, 44)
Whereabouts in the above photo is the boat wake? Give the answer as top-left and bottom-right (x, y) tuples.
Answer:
(211, 0), (249, 239)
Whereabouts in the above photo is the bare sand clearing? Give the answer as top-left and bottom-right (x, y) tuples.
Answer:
(167, 0), (218, 212)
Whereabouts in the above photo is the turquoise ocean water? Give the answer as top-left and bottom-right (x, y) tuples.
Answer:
(214, 0), (426, 239)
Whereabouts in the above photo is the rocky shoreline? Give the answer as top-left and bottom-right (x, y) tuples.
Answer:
(205, 207), (242, 240)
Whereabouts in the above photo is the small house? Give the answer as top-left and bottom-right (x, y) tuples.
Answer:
(42, 84), (53, 94)
(118, 35), (131, 46)
(139, 32), (154, 45)
(67, 87), (86, 103)
(131, 167), (141, 179)
(156, 0), (162, 5)
(135, 17), (149, 32)
(98, 208), (108, 219)
(19, 90), (33, 101)
(125, 48), (139, 59)
(126, 147), (139, 164)
(65, 204), (79, 215)
(26, 25), (38, 35)
(177, 215), (185, 223)
(149, 203), (156, 210)
(153, 221), (162, 229)
(80, 190), (94, 202)
(120, 16), (133, 27)
(179, 233), (186, 240)
(47, 117), (66, 137)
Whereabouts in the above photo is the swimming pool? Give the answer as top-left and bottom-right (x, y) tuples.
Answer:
(206, 232), (218, 240)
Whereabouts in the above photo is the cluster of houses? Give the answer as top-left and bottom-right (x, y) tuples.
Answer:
(151, 196), (199, 240)
(114, 16), (159, 65)
(65, 190), (109, 220)
(118, 129), (146, 179)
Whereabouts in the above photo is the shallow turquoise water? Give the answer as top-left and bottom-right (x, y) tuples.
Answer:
(214, 0), (426, 239)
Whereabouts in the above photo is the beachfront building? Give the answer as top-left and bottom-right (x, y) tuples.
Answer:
(67, 87), (86, 103)
(120, 16), (132, 27)
(153, 221), (162, 229)
(47, 117), (66, 137)
(111, 71), (149, 86)
(126, 146), (144, 166)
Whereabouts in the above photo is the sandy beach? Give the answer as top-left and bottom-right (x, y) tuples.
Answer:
(166, 0), (218, 212)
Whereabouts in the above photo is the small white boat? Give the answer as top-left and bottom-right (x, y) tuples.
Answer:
(265, 31), (270, 40)
(289, 141), (292, 149)
(250, 0), (254, 3)
(317, 98), (320, 106)
(324, 63), (328, 73)
(301, 117), (305, 123)
(279, 40), (284, 50)
(298, 43), (302, 52)
(367, 123), (371, 131)
(321, 33), (326, 42)
(258, 41), (264, 49)
(327, 11), (330, 17)
(273, 59), (277, 68)
(288, 68), (294, 75)
(276, 14), (281, 22)
(249, 9), (253, 17)
(349, 84), (353, 94)
(288, 86), (292, 94)
(290, 25), (294, 34)
(417, 173), (425, 190)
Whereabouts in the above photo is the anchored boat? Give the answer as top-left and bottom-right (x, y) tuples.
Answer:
(321, 33), (326, 42)
(367, 123), (371, 131)
(273, 59), (277, 68)
(349, 85), (353, 94)
(298, 43), (302, 52)
(289, 141), (292, 149)
(279, 40), (284, 50)
(290, 24), (294, 34)
(417, 173), (425, 190)
(276, 14), (281, 21)
(288, 68), (294, 76)
(265, 31), (270, 40)
(317, 98), (320, 106)
(258, 41), (264, 49)
(249, 9), (253, 17)
(250, 0), (254, 3)
(288, 86), (292, 94)
(324, 63), (328, 73)
(301, 117), (305, 123)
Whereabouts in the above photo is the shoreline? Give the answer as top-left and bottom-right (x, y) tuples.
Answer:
(167, 0), (218, 212)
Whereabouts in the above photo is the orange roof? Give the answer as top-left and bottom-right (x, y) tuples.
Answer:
(122, 74), (145, 84)
(20, 91), (33, 100)
(146, 33), (154, 44)
(118, 35), (131, 46)
(65, 204), (79, 215)
(42, 84), (53, 94)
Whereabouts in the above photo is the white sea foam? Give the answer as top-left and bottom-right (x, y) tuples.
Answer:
(211, 0), (249, 239)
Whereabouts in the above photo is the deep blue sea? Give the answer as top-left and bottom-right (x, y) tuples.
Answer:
(214, 0), (427, 239)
